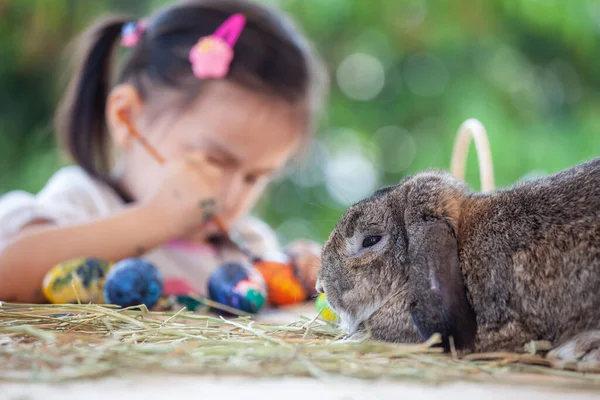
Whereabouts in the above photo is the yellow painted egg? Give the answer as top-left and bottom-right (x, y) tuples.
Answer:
(42, 257), (113, 304)
(315, 293), (339, 322)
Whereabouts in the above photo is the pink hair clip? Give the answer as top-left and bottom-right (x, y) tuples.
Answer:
(188, 13), (246, 79)
(121, 19), (147, 48)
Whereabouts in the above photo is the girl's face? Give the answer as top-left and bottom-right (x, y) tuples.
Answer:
(110, 81), (302, 240)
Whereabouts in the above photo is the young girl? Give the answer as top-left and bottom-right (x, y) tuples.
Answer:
(0, 0), (327, 303)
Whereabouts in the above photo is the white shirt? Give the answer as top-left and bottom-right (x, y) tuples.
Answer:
(0, 166), (281, 296)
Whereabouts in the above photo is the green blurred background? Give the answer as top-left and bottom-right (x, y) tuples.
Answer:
(1, 0), (599, 245)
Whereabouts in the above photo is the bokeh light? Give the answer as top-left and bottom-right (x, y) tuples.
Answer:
(542, 60), (582, 106)
(321, 127), (380, 206)
(336, 53), (385, 101)
(275, 218), (318, 245)
(325, 151), (379, 206)
(484, 46), (533, 94)
(288, 141), (328, 188)
(373, 126), (417, 173)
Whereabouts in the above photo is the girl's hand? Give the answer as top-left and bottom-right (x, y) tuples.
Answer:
(285, 239), (321, 296)
(143, 153), (223, 238)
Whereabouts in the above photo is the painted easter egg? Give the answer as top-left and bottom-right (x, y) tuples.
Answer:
(253, 256), (307, 306)
(103, 258), (163, 309)
(315, 293), (339, 322)
(42, 257), (113, 304)
(208, 262), (267, 314)
(161, 277), (206, 312)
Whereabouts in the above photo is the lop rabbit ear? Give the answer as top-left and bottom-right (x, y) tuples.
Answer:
(407, 219), (477, 351)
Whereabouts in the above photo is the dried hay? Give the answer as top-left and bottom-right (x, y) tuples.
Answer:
(0, 302), (598, 392)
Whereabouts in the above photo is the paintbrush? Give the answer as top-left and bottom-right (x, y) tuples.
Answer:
(116, 110), (256, 260)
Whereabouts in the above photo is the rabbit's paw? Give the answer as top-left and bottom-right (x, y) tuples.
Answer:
(547, 330), (600, 372)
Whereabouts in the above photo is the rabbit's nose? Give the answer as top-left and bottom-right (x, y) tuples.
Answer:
(315, 280), (324, 294)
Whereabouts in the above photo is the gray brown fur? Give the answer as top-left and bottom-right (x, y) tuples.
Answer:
(317, 157), (600, 362)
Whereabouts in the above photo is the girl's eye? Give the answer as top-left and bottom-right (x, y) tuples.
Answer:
(362, 235), (382, 248)
(206, 156), (228, 167)
(244, 175), (258, 184)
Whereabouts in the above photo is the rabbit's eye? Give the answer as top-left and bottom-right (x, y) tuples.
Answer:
(362, 235), (382, 248)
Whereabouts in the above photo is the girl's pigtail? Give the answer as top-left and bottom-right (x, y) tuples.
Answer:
(55, 15), (132, 181)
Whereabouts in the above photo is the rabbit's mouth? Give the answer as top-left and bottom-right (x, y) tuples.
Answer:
(338, 302), (382, 335)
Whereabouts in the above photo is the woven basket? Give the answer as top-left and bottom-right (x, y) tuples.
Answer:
(450, 118), (495, 192)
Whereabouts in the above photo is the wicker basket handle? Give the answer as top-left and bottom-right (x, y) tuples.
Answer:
(449, 118), (495, 192)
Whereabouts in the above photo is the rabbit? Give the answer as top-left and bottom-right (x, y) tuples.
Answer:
(316, 156), (600, 367)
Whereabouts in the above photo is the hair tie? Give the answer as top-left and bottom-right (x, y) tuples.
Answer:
(188, 13), (246, 79)
(121, 19), (147, 48)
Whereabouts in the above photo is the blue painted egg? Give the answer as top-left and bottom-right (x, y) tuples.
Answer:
(103, 258), (163, 308)
(208, 262), (267, 314)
